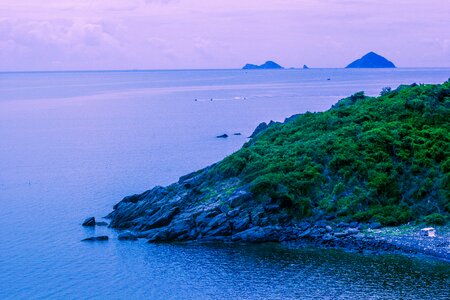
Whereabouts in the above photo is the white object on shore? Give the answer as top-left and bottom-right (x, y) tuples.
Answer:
(420, 227), (436, 237)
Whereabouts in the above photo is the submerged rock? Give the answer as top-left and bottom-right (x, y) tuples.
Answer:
(216, 134), (229, 138)
(82, 236), (109, 242)
(118, 232), (138, 241)
(95, 221), (108, 226)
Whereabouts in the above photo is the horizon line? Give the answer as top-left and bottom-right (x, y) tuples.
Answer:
(1, 67), (450, 74)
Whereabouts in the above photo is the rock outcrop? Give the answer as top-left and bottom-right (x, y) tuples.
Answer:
(107, 170), (282, 242)
(100, 82), (450, 261)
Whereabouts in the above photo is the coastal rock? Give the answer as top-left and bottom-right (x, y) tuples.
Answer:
(369, 222), (382, 229)
(334, 232), (349, 238)
(82, 217), (96, 227)
(349, 221), (359, 228)
(297, 222), (311, 231)
(264, 204), (280, 213)
(118, 232), (138, 241)
(228, 191), (252, 208)
(181, 175), (202, 189)
(95, 221), (108, 226)
(203, 213), (228, 233)
(322, 233), (334, 241)
(138, 206), (180, 231)
(216, 134), (229, 138)
(299, 228), (312, 238)
(82, 236), (109, 242)
(337, 222), (350, 228)
(231, 226), (280, 243)
(347, 228), (360, 235)
(315, 220), (328, 228)
(249, 122), (269, 138)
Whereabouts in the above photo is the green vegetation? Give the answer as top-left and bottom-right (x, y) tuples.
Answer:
(216, 81), (450, 226)
(423, 213), (448, 226)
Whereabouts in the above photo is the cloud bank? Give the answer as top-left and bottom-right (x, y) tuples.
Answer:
(0, 0), (449, 70)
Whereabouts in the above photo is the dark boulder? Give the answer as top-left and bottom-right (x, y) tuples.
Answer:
(216, 134), (228, 138)
(231, 226), (280, 243)
(82, 217), (96, 227)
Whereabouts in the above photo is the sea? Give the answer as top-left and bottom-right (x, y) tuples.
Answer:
(0, 68), (449, 299)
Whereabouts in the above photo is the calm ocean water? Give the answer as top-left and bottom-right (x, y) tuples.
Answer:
(0, 69), (449, 299)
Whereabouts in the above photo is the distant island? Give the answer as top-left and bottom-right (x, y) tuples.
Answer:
(303, 65), (309, 69)
(242, 61), (284, 70)
(346, 52), (396, 68)
(93, 81), (450, 260)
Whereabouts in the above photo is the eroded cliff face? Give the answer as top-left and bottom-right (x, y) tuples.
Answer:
(107, 166), (292, 243)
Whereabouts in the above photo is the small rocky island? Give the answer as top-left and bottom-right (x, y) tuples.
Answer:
(94, 81), (450, 260)
(346, 52), (396, 68)
(242, 61), (284, 70)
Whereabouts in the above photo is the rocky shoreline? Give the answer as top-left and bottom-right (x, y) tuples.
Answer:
(84, 165), (450, 262)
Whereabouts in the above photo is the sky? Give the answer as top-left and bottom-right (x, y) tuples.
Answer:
(0, 0), (449, 71)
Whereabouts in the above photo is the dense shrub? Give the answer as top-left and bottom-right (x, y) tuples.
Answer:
(215, 81), (450, 225)
(423, 213), (448, 226)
